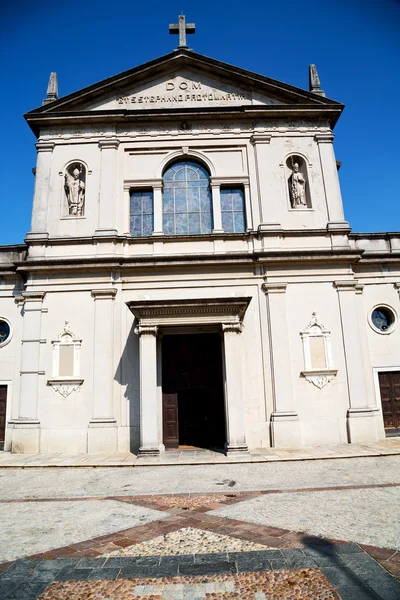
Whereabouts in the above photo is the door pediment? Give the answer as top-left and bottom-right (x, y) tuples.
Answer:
(127, 297), (251, 327)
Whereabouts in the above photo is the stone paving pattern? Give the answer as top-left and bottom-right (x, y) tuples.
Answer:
(2, 455), (400, 500)
(211, 486), (400, 551)
(38, 570), (340, 599)
(2, 545), (400, 600)
(106, 527), (273, 556)
(0, 500), (167, 564)
(2, 453), (400, 598)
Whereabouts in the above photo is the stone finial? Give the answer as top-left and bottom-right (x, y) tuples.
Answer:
(309, 64), (325, 97)
(42, 72), (58, 105)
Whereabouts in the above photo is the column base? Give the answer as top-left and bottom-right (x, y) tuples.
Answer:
(258, 223), (282, 232)
(347, 408), (379, 443)
(10, 420), (41, 454)
(25, 232), (49, 241)
(88, 419), (117, 453)
(93, 229), (118, 237)
(327, 221), (350, 231)
(225, 444), (249, 454)
(271, 412), (302, 448)
(138, 447), (160, 457)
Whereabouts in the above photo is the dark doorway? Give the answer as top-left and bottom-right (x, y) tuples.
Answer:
(162, 333), (226, 449)
(0, 385), (7, 451)
(379, 372), (400, 436)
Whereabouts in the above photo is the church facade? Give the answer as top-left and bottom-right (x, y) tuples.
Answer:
(0, 33), (399, 455)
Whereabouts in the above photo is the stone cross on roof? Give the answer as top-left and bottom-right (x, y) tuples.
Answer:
(169, 15), (195, 49)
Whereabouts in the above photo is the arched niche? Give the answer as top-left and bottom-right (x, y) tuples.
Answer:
(63, 161), (86, 217)
(285, 154), (311, 209)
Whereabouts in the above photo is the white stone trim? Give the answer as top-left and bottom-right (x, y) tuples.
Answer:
(48, 321), (83, 397)
(300, 312), (337, 389)
(156, 149), (216, 178)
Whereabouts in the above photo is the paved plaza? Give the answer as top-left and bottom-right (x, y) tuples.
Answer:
(1, 453), (400, 599)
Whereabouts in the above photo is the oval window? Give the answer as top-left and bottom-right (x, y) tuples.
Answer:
(0, 319), (11, 346)
(370, 307), (396, 333)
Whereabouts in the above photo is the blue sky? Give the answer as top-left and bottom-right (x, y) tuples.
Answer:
(2, 0), (399, 245)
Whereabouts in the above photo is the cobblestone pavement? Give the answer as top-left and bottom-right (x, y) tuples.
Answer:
(1, 455), (400, 499)
(1, 456), (400, 598)
(211, 486), (400, 551)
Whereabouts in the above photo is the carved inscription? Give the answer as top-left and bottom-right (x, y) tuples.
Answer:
(118, 78), (251, 105)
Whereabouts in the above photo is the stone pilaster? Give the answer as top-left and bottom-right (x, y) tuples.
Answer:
(95, 139), (119, 236)
(210, 182), (223, 233)
(335, 281), (378, 442)
(315, 134), (349, 231)
(251, 134), (280, 231)
(222, 322), (248, 452)
(10, 291), (46, 453)
(88, 288), (117, 453)
(152, 180), (164, 236)
(26, 142), (55, 240)
(136, 325), (160, 456)
(263, 282), (301, 447)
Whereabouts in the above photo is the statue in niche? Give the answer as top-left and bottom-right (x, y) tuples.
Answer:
(64, 163), (85, 216)
(289, 161), (307, 208)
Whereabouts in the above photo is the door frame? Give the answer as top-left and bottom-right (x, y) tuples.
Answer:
(160, 328), (226, 449)
(0, 381), (12, 451)
(373, 366), (400, 434)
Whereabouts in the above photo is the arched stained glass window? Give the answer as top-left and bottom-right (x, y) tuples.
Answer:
(162, 161), (213, 235)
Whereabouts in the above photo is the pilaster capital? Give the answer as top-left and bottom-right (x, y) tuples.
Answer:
(35, 141), (55, 153)
(334, 280), (358, 292)
(135, 325), (158, 337)
(98, 139), (120, 150)
(91, 288), (117, 300)
(250, 133), (272, 145)
(355, 284), (364, 295)
(222, 321), (243, 334)
(262, 282), (287, 295)
(314, 133), (335, 144)
(21, 291), (46, 302)
(210, 176), (250, 187)
(123, 178), (163, 191)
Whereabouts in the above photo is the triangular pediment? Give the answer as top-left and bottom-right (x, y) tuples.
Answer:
(25, 50), (343, 133)
(76, 68), (287, 112)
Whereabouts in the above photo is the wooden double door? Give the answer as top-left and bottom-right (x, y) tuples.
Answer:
(0, 386), (7, 451)
(162, 333), (226, 449)
(379, 372), (400, 432)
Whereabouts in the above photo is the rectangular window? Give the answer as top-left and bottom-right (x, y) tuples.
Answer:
(130, 190), (154, 237)
(220, 188), (246, 233)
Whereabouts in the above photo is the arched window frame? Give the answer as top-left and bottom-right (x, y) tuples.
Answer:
(162, 159), (213, 236)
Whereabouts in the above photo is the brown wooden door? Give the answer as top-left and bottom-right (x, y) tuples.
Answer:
(0, 385), (7, 450)
(162, 393), (179, 448)
(379, 372), (400, 429)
